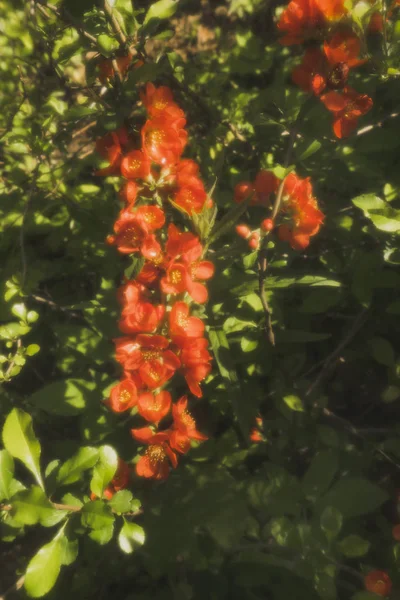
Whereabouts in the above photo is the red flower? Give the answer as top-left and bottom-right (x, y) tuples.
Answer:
(116, 334), (180, 389)
(108, 378), (138, 413)
(107, 208), (164, 258)
(95, 131), (123, 176)
(174, 337), (212, 397)
(254, 170), (279, 205)
(141, 83), (185, 121)
(119, 181), (138, 206)
(234, 181), (255, 204)
(131, 427), (177, 480)
(141, 116), (187, 166)
(292, 47), (328, 94)
(277, 0), (325, 45)
(98, 55), (132, 84)
(320, 87), (373, 138)
(161, 248), (214, 303)
(169, 301), (205, 339)
(137, 390), (172, 424)
(324, 30), (366, 68)
(112, 458), (131, 491)
(165, 224), (201, 262)
(364, 570), (392, 597)
(277, 173), (324, 250)
(121, 150), (151, 180)
(169, 396), (208, 454)
(368, 12), (383, 33)
(173, 178), (208, 214)
(249, 416), (264, 443)
(314, 0), (347, 19)
(117, 280), (165, 334)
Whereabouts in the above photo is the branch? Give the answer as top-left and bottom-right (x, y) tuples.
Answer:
(257, 250), (275, 346)
(103, 0), (128, 48)
(37, 2), (97, 44)
(0, 575), (25, 600)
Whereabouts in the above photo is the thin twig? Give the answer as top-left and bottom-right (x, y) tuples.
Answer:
(30, 294), (82, 318)
(40, 2), (97, 44)
(258, 250), (275, 346)
(103, 0), (128, 47)
(0, 575), (26, 600)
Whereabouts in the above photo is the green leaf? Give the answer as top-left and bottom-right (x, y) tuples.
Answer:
(318, 477), (388, 518)
(0, 322), (31, 340)
(11, 302), (27, 321)
(0, 450), (14, 501)
(29, 379), (97, 416)
(283, 395), (304, 412)
(369, 214), (400, 233)
(352, 194), (386, 213)
(297, 139), (321, 161)
(109, 490), (136, 513)
(207, 191), (254, 246)
(124, 256), (145, 280)
(59, 536), (79, 566)
(143, 0), (179, 25)
(97, 34), (120, 57)
(90, 445), (118, 498)
(56, 447), (99, 487)
(26, 344), (40, 356)
(302, 450), (338, 500)
(337, 534), (370, 557)
(12, 486), (67, 527)
(24, 531), (63, 598)
(368, 337), (395, 367)
(320, 506), (343, 540)
(352, 593), (381, 600)
(118, 520), (146, 554)
(81, 501), (114, 545)
(208, 327), (252, 436)
(2, 409), (44, 489)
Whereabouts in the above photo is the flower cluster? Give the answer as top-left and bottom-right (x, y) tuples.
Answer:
(234, 170), (324, 251)
(278, 0), (375, 137)
(97, 84), (212, 480)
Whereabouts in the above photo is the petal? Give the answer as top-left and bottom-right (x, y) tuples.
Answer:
(189, 281), (208, 303)
(193, 261), (215, 280)
(320, 91), (347, 112)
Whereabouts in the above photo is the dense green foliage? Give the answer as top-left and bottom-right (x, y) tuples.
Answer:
(1, 0), (400, 598)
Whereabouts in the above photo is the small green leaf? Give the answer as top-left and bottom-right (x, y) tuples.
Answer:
(97, 34), (120, 57)
(12, 486), (67, 527)
(11, 303), (27, 321)
(319, 477), (388, 518)
(118, 520), (145, 554)
(143, 0), (179, 25)
(283, 395), (304, 412)
(0, 450), (14, 501)
(24, 531), (63, 597)
(369, 214), (400, 233)
(60, 536), (79, 566)
(337, 534), (370, 557)
(90, 445), (118, 498)
(297, 139), (321, 161)
(108, 490), (136, 513)
(56, 447), (99, 487)
(382, 385), (400, 403)
(81, 501), (114, 545)
(352, 194), (386, 213)
(2, 409), (44, 489)
(320, 506), (343, 540)
(302, 450), (338, 500)
(26, 344), (40, 356)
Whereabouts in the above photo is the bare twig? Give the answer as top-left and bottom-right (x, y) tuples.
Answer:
(103, 0), (128, 48)
(257, 250), (275, 346)
(30, 294), (82, 319)
(0, 575), (26, 600)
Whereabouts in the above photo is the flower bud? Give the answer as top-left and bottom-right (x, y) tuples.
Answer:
(261, 218), (274, 232)
(236, 224), (251, 239)
(248, 232), (260, 250)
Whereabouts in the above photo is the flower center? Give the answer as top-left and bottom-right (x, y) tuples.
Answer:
(181, 410), (195, 429)
(141, 349), (161, 361)
(148, 129), (166, 145)
(146, 444), (166, 465)
(170, 268), (182, 284)
(119, 389), (132, 404)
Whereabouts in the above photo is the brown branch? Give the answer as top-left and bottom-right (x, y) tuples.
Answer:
(103, 0), (128, 48)
(0, 575), (25, 600)
(257, 250), (275, 346)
